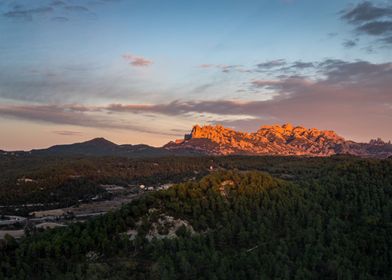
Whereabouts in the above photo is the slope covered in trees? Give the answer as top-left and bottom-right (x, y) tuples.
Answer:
(1, 157), (392, 279)
(0, 154), (369, 210)
(0, 156), (213, 213)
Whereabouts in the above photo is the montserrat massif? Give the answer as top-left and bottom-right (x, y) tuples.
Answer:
(165, 123), (391, 157)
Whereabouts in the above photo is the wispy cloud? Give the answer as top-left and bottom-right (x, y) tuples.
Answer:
(341, 1), (392, 23)
(51, 16), (69, 22)
(51, 1), (66, 7)
(3, 6), (53, 21)
(343, 39), (358, 48)
(199, 60), (315, 76)
(289, 61), (315, 69)
(199, 60), (312, 74)
(63, 5), (89, 12)
(122, 53), (153, 67)
(341, 1), (392, 45)
(0, 104), (176, 136)
(1, 0), (119, 21)
(199, 64), (246, 73)
(257, 59), (286, 69)
(52, 130), (83, 136)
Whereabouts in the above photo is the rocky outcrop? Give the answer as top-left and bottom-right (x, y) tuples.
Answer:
(164, 124), (392, 157)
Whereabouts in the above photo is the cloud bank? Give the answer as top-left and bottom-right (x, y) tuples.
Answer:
(1, 59), (391, 141)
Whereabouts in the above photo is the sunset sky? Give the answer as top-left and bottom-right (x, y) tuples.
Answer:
(0, 0), (391, 150)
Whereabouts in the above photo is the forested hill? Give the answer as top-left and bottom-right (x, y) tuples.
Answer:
(1, 157), (392, 279)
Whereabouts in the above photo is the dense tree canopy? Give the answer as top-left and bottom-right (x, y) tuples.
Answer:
(1, 156), (392, 279)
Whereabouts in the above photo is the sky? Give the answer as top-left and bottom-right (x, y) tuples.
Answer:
(0, 0), (391, 150)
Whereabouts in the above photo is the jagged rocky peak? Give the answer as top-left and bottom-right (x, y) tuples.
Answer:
(164, 123), (359, 156)
(257, 123), (345, 142)
(369, 138), (391, 145)
(190, 124), (238, 140)
(164, 123), (392, 157)
(188, 123), (344, 143)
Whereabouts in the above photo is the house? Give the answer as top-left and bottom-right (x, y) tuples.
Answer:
(17, 177), (35, 183)
(161, 183), (173, 190)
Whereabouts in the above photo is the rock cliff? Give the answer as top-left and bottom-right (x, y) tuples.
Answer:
(164, 124), (392, 157)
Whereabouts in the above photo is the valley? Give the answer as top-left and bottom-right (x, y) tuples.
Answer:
(2, 0), (392, 278)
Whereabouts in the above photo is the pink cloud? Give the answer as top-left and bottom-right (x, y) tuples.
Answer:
(122, 53), (152, 67)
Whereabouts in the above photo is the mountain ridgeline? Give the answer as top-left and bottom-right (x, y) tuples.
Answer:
(29, 138), (173, 157)
(3, 124), (392, 157)
(165, 123), (392, 157)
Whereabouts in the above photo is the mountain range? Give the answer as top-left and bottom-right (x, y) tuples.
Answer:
(165, 124), (392, 157)
(2, 124), (392, 158)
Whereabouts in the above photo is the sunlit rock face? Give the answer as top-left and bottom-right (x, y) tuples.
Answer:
(164, 124), (392, 157)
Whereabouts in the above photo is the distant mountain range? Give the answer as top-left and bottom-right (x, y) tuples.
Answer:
(2, 124), (392, 158)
